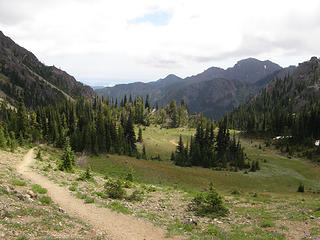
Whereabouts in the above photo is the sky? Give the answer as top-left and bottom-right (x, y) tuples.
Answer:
(1, 0), (320, 86)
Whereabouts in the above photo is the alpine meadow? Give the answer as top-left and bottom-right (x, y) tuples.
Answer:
(1, 1), (320, 239)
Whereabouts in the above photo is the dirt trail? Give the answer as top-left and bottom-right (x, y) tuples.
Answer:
(17, 148), (173, 240)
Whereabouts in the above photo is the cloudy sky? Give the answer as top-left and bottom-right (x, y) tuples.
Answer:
(1, 0), (320, 86)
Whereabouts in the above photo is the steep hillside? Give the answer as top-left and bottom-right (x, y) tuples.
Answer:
(227, 57), (320, 142)
(0, 31), (95, 108)
(96, 58), (283, 119)
(160, 78), (250, 119)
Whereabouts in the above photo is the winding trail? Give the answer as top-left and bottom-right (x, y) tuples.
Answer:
(17, 148), (173, 240)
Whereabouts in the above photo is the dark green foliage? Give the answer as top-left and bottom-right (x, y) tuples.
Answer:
(226, 60), (320, 155)
(188, 183), (229, 218)
(137, 127), (143, 142)
(231, 189), (240, 195)
(250, 160), (260, 172)
(125, 169), (134, 182)
(127, 190), (144, 202)
(36, 148), (42, 161)
(79, 165), (93, 181)
(39, 196), (52, 205)
(142, 145), (147, 159)
(172, 117), (246, 169)
(0, 125), (6, 148)
(17, 97), (29, 138)
(104, 179), (126, 199)
(173, 135), (191, 167)
(169, 100), (178, 128)
(297, 183), (305, 193)
(9, 131), (17, 152)
(59, 137), (75, 172)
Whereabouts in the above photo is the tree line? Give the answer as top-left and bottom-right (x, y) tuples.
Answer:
(225, 75), (320, 146)
(0, 95), (199, 157)
(171, 116), (247, 170)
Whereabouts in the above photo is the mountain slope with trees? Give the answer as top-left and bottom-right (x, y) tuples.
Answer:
(96, 58), (285, 119)
(0, 31), (96, 108)
(226, 57), (320, 149)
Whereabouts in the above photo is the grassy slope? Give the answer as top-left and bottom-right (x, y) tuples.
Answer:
(88, 126), (320, 195)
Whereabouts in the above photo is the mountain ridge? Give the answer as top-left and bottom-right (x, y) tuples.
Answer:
(0, 31), (96, 108)
(96, 58), (285, 118)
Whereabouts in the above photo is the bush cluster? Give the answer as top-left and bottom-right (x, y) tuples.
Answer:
(188, 183), (229, 218)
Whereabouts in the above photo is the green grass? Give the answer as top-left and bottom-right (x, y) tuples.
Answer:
(39, 196), (52, 205)
(31, 184), (48, 194)
(84, 196), (95, 204)
(89, 127), (320, 195)
(12, 180), (27, 186)
(135, 125), (195, 160)
(68, 186), (77, 191)
(258, 220), (275, 228)
(106, 201), (131, 214)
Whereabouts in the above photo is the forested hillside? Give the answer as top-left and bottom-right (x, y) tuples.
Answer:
(226, 57), (320, 148)
(0, 31), (95, 108)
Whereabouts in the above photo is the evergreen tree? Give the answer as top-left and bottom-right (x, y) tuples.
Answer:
(142, 144), (147, 159)
(125, 113), (136, 154)
(59, 137), (75, 172)
(9, 131), (17, 152)
(169, 100), (178, 128)
(137, 127), (143, 142)
(0, 126), (7, 148)
(17, 97), (28, 137)
(145, 94), (150, 109)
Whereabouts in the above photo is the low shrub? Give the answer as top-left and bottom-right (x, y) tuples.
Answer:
(84, 196), (95, 204)
(259, 220), (275, 228)
(39, 196), (52, 205)
(78, 165), (93, 181)
(94, 191), (108, 199)
(297, 183), (305, 193)
(125, 169), (134, 182)
(104, 179), (126, 199)
(231, 189), (240, 195)
(68, 186), (76, 191)
(127, 190), (144, 202)
(188, 183), (229, 218)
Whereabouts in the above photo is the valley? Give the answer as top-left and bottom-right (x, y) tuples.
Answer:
(1, 125), (320, 239)
(0, 30), (320, 240)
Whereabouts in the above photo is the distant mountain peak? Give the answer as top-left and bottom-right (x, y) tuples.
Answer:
(161, 74), (181, 81)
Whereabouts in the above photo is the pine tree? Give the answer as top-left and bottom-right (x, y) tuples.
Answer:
(0, 126), (7, 149)
(137, 128), (143, 142)
(145, 94), (150, 109)
(169, 100), (178, 128)
(17, 97), (28, 137)
(142, 144), (147, 159)
(125, 113), (136, 154)
(59, 137), (75, 172)
(175, 135), (186, 166)
(9, 131), (17, 152)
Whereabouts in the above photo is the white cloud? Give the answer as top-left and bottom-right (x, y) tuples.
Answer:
(1, 0), (320, 84)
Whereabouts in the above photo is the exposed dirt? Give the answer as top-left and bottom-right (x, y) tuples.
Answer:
(170, 140), (178, 146)
(17, 148), (178, 240)
(0, 149), (103, 239)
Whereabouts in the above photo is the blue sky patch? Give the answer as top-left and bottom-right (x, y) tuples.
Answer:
(128, 11), (172, 26)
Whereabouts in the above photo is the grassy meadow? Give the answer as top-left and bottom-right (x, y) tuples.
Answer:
(32, 126), (320, 239)
(88, 125), (320, 195)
